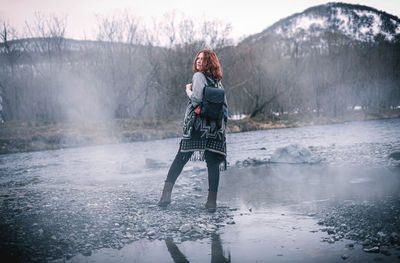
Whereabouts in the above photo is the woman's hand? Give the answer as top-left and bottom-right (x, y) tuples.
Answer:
(186, 83), (192, 97)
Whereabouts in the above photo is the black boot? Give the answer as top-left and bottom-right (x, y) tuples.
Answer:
(205, 191), (217, 213)
(158, 182), (174, 207)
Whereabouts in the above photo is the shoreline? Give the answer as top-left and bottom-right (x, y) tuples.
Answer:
(2, 155), (399, 262)
(1, 119), (399, 262)
(0, 109), (399, 155)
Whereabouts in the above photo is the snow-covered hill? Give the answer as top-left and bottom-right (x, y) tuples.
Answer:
(246, 2), (400, 43)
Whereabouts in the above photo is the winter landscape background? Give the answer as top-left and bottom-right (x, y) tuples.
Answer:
(1, 2), (400, 262)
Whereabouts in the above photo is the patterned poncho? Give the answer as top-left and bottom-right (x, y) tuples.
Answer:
(179, 72), (227, 169)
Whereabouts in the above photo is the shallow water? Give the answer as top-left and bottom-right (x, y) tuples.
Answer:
(1, 118), (400, 262)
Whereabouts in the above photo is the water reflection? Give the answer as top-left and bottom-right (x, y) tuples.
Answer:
(165, 234), (230, 263)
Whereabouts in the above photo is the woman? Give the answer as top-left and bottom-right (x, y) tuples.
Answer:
(158, 49), (228, 212)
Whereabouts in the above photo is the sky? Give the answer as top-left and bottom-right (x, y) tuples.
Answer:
(1, 0), (400, 41)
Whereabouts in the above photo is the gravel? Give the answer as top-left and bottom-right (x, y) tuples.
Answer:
(315, 197), (400, 253)
(0, 171), (234, 262)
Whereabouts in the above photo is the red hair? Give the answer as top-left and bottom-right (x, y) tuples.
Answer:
(193, 49), (222, 80)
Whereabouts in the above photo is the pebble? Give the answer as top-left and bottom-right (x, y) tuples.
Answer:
(317, 197), (400, 252)
(345, 243), (354, 249)
(179, 224), (192, 233)
(192, 226), (203, 234)
(377, 232), (386, 238)
(0, 166), (238, 262)
(363, 246), (380, 253)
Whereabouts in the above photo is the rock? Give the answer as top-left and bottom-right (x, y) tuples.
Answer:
(192, 226), (203, 234)
(179, 224), (191, 233)
(377, 231), (386, 239)
(345, 243), (354, 249)
(341, 254), (349, 260)
(327, 229), (336, 235)
(193, 186), (202, 192)
(388, 151), (400, 160)
(363, 246), (380, 253)
(270, 144), (317, 164)
(362, 239), (371, 246)
(380, 246), (391, 256)
(186, 229), (199, 237)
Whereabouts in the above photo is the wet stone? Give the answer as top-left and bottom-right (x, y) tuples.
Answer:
(345, 243), (354, 249)
(179, 224), (192, 233)
(0, 161), (235, 262)
(363, 246), (380, 253)
(192, 226), (203, 234)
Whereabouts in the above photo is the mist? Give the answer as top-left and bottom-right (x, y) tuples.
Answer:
(1, 11), (398, 126)
(1, 8), (400, 262)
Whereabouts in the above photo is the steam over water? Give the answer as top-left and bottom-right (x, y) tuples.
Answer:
(1, 118), (399, 262)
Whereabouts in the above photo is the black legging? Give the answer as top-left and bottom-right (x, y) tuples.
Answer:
(165, 150), (222, 192)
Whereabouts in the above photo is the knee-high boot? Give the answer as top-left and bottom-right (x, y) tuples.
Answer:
(158, 182), (174, 207)
(205, 191), (217, 212)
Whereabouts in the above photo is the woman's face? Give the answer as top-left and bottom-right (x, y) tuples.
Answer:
(196, 52), (204, 71)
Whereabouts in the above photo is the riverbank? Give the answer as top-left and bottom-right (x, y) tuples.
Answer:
(1, 118), (399, 262)
(0, 109), (399, 155)
(1, 153), (399, 262)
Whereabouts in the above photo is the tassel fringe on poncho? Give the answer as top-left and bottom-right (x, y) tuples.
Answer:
(179, 100), (227, 171)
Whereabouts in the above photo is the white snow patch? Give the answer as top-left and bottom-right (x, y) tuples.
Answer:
(351, 9), (395, 41)
(358, 26), (371, 35)
(272, 7), (399, 41)
(353, 9), (368, 17)
(393, 19), (400, 34)
(370, 13), (382, 35)
(230, 114), (247, 120)
(295, 15), (326, 31)
(335, 8), (351, 34)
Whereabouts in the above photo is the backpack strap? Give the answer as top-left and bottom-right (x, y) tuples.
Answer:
(202, 72), (218, 88)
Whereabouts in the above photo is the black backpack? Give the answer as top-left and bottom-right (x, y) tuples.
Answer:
(200, 75), (225, 121)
